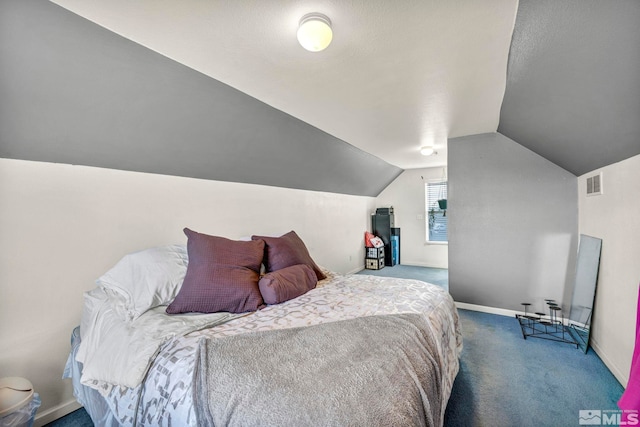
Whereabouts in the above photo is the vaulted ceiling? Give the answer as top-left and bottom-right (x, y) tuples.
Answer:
(48, 0), (519, 170)
(499, 0), (640, 176)
(2, 0), (639, 194)
(46, 0), (639, 175)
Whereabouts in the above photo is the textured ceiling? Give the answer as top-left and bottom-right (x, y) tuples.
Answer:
(0, 0), (403, 197)
(50, 0), (519, 170)
(498, 0), (640, 176)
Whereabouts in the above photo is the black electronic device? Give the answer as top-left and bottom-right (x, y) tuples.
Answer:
(372, 208), (399, 266)
(375, 207), (394, 216)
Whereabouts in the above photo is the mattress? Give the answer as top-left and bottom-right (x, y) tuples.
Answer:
(65, 271), (462, 426)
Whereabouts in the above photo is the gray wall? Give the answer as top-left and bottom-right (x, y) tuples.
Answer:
(448, 133), (578, 311)
(0, 0), (401, 197)
(498, 0), (640, 176)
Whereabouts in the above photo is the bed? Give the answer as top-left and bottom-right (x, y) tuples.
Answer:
(64, 229), (462, 427)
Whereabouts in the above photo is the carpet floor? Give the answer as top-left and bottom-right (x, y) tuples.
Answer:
(446, 309), (623, 426)
(47, 266), (624, 427)
(357, 263), (449, 290)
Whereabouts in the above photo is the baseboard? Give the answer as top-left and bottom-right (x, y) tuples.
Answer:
(455, 302), (523, 318)
(589, 338), (629, 388)
(399, 262), (448, 269)
(346, 265), (365, 275)
(34, 399), (82, 427)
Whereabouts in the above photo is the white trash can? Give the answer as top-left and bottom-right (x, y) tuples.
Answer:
(0, 378), (41, 427)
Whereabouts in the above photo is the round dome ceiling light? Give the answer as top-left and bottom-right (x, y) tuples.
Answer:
(420, 146), (436, 156)
(297, 13), (333, 52)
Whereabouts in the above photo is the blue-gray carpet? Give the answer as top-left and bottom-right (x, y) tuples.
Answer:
(446, 309), (623, 427)
(45, 408), (91, 426)
(357, 264), (449, 290)
(47, 266), (623, 427)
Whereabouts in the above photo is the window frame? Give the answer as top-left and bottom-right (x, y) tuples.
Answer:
(425, 180), (448, 244)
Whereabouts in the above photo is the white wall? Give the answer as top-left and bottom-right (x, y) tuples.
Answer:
(0, 158), (375, 423)
(579, 154), (640, 387)
(376, 167), (448, 269)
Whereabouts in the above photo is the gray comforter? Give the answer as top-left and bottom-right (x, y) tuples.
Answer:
(195, 313), (443, 427)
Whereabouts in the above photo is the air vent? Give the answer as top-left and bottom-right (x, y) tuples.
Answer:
(586, 172), (603, 196)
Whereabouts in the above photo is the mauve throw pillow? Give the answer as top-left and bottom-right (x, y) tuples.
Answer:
(259, 264), (318, 305)
(252, 231), (326, 280)
(166, 228), (265, 314)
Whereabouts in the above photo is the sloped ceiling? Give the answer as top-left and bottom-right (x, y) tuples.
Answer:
(2, 0), (638, 195)
(499, 0), (640, 176)
(47, 0), (519, 170)
(0, 0), (402, 197)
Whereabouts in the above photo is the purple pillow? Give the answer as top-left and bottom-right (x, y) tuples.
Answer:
(252, 231), (326, 280)
(258, 264), (318, 305)
(166, 228), (265, 314)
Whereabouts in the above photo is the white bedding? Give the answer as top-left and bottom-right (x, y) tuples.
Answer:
(77, 288), (242, 388)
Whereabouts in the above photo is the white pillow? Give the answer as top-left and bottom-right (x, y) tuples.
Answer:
(96, 244), (188, 321)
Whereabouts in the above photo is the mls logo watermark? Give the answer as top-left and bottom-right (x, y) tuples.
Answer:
(579, 409), (639, 425)
(580, 410), (602, 425)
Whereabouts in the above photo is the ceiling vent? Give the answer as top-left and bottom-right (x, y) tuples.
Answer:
(586, 172), (603, 196)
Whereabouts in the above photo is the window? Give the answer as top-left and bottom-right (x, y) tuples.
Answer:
(425, 181), (448, 242)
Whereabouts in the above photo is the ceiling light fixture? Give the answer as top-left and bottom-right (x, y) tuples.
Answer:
(420, 146), (436, 156)
(297, 13), (333, 52)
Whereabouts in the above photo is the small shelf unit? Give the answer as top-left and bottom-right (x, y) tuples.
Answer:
(365, 246), (385, 270)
